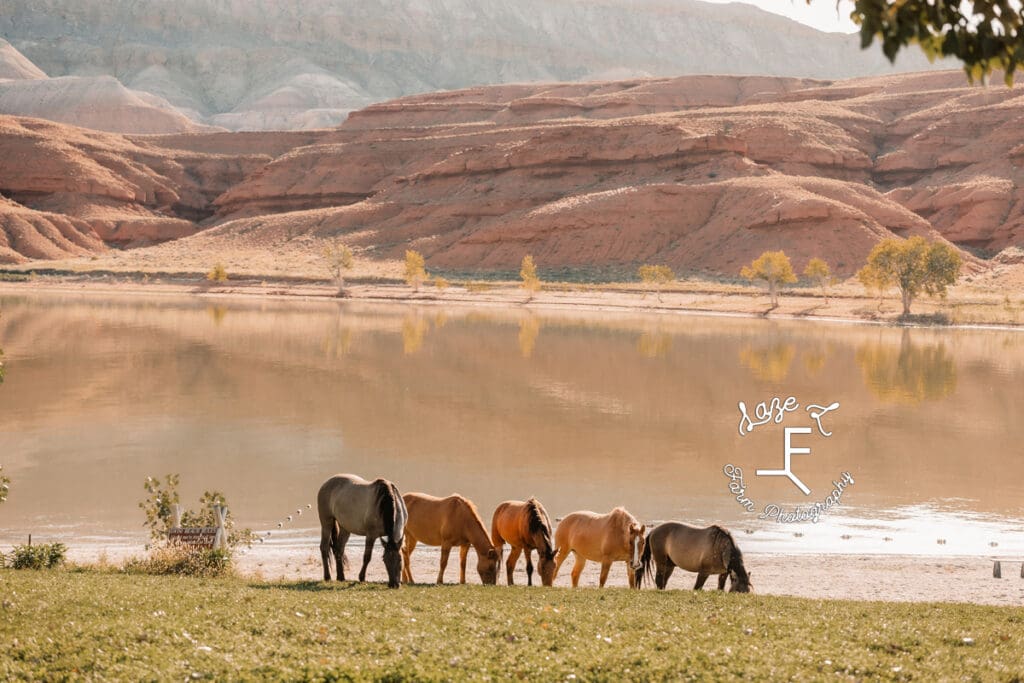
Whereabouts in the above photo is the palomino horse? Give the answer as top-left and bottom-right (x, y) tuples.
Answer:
(491, 498), (557, 586)
(553, 507), (646, 588)
(639, 522), (752, 592)
(402, 492), (499, 585)
(317, 474), (407, 589)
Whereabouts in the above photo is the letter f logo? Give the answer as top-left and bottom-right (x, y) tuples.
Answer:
(756, 427), (812, 495)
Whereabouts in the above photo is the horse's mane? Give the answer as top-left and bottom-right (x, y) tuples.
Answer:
(710, 525), (745, 574)
(526, 497), (554, 552)
(458, 495), (489, 531)
(374, 479), (402, 549)
(609, 506), (638, 530)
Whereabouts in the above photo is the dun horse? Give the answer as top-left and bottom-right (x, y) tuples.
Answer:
(402, 492), (499, 585)
(317, 474), (407, 589)
(639, 522), (752, 592)
(553, 507), (646, 588)
(491, 498), (557, 586)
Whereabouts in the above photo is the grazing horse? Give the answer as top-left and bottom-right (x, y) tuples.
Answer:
(553, 507), (646, 588)
(491, 498), (557, 586)
(639, 522), (752, 593)
(317, 474), (407, 589)
(402, 492), (499, 585)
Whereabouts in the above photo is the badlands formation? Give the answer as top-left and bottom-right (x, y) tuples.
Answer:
(0, 0), (940, 132)
(1, 69), (1020, 281)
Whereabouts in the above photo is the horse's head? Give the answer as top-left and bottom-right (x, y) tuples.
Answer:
(729, 569), (752, 593)
(629, 523), (646, 572)
(538, 546), (558, 587)
(477, 547), (499, 585)
(382, 535), (403, 589)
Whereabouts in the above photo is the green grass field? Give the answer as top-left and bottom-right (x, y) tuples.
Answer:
(2, 569), (1023, 681)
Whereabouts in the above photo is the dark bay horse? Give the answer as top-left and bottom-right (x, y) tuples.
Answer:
(317, 474), (407, 588)
(639, 522), (752, 592)
(491, 498), (557, 586)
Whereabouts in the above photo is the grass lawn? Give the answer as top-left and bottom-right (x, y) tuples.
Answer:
(1, 569), (1023, 681)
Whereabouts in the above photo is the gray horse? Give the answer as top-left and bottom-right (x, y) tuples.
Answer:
(639, 521), (752, 592)
(317, 474), (407, 588)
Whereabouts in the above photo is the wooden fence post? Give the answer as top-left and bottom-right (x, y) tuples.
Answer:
(993, 561), (1002, 578)
(171, 504), (183, 530)
(213, 505), (227, 550)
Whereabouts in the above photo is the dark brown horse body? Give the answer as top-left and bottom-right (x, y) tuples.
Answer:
(317, 474), (407, 588)
(640, 522), (752, 592)
(491, 498), (557, 586)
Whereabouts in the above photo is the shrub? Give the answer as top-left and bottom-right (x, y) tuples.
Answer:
(8, 542), (67, 570)
(122, 545), (231, 578)
(638, 264), (674, 302)
(433, 276), (449, 291)
(207, 263), (228, 283)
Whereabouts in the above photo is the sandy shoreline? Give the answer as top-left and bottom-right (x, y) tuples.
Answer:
(2, 273), (1024, 331)
(19, 534), (1018, 607)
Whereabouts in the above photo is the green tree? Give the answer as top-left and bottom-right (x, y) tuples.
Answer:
(824, 0), (1024, 85)
(139, 475), (253, 550)
(520, 255), (541, 300)
(741, 250), (797, 308)
(323, 239), (354, 296)
(638, 264), (675, 302)
(404, 250), (426, 292)
(803, 257), (834, 304)
(857, 237), (962, 316)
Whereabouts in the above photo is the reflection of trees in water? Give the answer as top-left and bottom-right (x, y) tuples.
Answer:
(739, 343), (796, 383)
(321, 315), (353, 358)
(855, 330), (957, 403)
(802, 346), (828, 377)
(636, 329), (672, 358)
(206, 305), (228, 326)
(402, 315), (430, 355)
(518, 316), (540, 358)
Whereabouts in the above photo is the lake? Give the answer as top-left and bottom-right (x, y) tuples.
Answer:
(1, 291), (1022, 558)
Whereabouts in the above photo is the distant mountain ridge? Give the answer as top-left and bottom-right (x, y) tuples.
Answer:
(0, 0), (943, 132)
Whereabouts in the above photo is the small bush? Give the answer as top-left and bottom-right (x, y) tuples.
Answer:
(8, 542), (67, 570)
(207, 263), (228, 283)
(122, 544), (231, 578)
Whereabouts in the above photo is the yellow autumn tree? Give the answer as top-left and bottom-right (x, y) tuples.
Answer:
(404, 250), (426, 292)
(857, 237), (962, 317)
(740, 251), (797, 307)
(520, 255), (541, 301)
(638, 264), (674, 302)
(803, 257), (833, 304)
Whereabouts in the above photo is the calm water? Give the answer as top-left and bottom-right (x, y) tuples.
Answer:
(1, 291), (1022, 557)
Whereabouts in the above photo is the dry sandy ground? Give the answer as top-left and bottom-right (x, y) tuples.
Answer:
(53, 536), (1024, 607)
(2, 273), (1024, 329)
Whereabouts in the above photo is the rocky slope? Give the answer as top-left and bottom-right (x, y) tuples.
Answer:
(2, 70), (1022, 279)
(0, 0), (942, 132)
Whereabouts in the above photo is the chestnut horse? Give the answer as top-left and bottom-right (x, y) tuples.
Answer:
(401, 492), (499, 585)
(639, 522), (752, 592)
(491, 498), (557, 586)
(317, 473), (407, 589)
(553, 507), (646, 588)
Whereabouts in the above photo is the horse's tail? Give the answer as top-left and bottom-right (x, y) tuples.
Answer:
(639, 530), (653, 588)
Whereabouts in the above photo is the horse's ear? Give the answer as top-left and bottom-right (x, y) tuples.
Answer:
(640, 524), (646, 535)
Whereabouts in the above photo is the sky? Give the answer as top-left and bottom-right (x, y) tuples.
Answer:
(700, 0), (859, 34)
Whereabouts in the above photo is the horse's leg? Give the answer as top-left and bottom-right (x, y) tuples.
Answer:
(459, 544), (469, 584)
(570, 555), (586, 587)
(358, 536), (374, 582)
(334, 529), (350, 582)
(320, 521), (334, 582)
(598, 561), (612, 588)
(717, 573), (728, 591)
(402, 535), (416, 584)
(437, 545), (452, 584)
(505, 545), (523, 586)
(524, 548), (534, 587)
(627, 564), (636, 589)
(553, 546), (570, 582)
(656, 561), (675, 590)
(694, 573), (709, 590)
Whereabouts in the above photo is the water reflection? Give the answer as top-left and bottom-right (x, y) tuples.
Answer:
(0, 293), (1021, 555)
(855, 330), (956, 404)
(739, 343), (796, 383)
